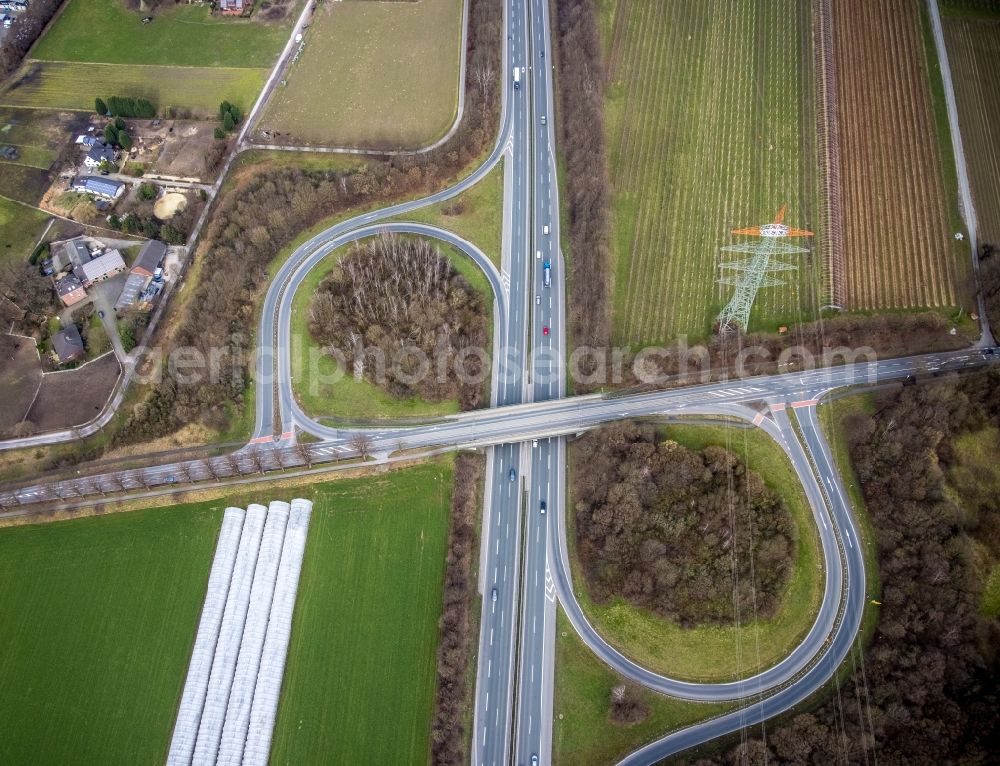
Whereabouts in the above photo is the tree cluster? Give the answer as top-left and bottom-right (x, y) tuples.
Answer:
(115, 0), (500, 443)
(103, 117), (133, 151)
(0, 258), (55, 332)
(308, 236), (488, 408)
(573, 421), (794, 626)
(0, 0), (64, 75)
(430, 453), (483, 765)
(219, 100), (243, 134)
(555, 0), (612, 370)
(688, 372), (1000, 766)
(108, 208), (189, 244)
(101, 95), (156, 119)
(979, 242), (1000, 337)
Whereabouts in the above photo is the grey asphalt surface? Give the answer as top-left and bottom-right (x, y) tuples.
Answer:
(2, 0), (996, 762)
(514, 0), (562, 761)
(470, 0), (537, 762)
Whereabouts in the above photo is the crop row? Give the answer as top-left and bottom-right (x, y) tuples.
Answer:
(833, 0), (960, 311)
(605, 0), (819, 345)
(944, 17), (1000, 248)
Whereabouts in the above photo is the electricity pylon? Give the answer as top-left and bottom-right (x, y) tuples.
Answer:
(716, 205), (812, 333)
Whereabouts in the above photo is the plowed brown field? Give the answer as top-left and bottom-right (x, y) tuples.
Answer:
(834, 0), (964, 310)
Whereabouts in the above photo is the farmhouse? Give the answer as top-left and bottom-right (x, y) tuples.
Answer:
(55, 274), (86, 307)
(116, 240), (166, 311)
(218, 0), (245, 15)
(83, 141), (116, 169)
(60, 238), (92, 267)
(80, 249), (126, 287)
(51, 325), (84, 364)
(72, 176), (125, 201)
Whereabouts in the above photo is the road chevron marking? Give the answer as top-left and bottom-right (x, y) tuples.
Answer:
(752, 412), (764, 426)
(791, 399), (819, 408)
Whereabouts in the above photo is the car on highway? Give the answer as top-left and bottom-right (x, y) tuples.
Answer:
(543, 225), (550, 235)
(540, 500), (546, 514)
(541, 115), (546, 125)
(509, 467), (516, 482)
(543, 326), (549, 336)
(531, 756), (538, 766)
(491, 587), (498, 602)
(535, 294), (540, 304)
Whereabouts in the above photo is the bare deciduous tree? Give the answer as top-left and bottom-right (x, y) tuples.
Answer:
(349, 432), (374, 461)
(294, 441), (313, 469)
(247, 446), (267, 476)
(108, 472), (129, 493)
(474, 62), (495, 106)
(175, 463), (194, 484)
(273, 447), (289, 471)
(223, 453), (243, 477)
(201, 458), (221, 482)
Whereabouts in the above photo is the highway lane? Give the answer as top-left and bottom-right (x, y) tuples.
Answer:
(514, 0), (561, 762)
(471, 0), (536, 762)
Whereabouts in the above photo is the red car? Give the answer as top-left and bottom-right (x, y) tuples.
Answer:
(542, 326), (550, 336)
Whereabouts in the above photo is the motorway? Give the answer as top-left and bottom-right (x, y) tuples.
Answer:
(2, 0), (997, 763)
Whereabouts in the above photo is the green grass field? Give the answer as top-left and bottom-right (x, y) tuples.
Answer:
(0, 502), (223, 765)
(0, 61), (267, 118)
(0, 462), (454, 766)
(270, 461), (452, 764)
(568, 421), (823, 682)
(31, 0), (294, 68)
(601, 0), (820, 344)
(0, 195), (48, 265)
(389, 160), (505, 267)
(261, 0), (463, 147)
(290, 239), (494, 422)
(553, 609), (734, 766)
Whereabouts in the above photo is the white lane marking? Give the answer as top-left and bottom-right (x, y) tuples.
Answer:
(490, 628), (494, 645)
(488, 659), (492, 678)
(485, 692), (489, 712)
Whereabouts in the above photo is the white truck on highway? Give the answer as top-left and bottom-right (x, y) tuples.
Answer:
(513, 66), (520, 89)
